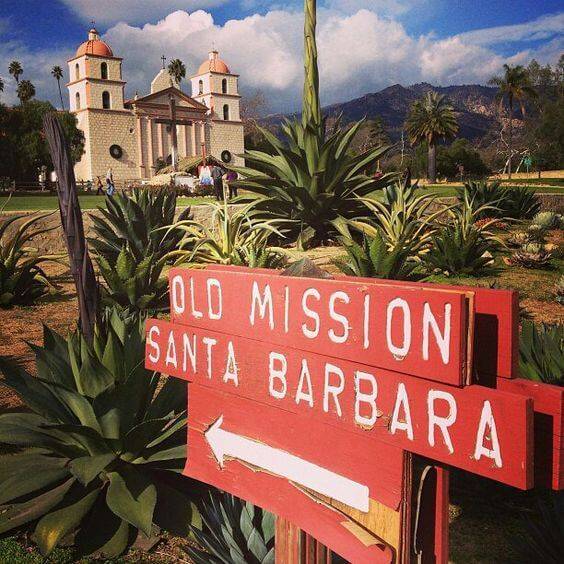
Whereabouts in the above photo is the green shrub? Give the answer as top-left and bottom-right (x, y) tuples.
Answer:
(186, 489), (274, 564)
(0, 210), (61, 307)
(167, 201), (285, 268)
(519, 321), (563, 385)
(335, 230), (417, 280)
(0, 308), (198, 557)
(424, 192), (501, 276)
(89, 187), (190, 264)
(235, 117), (392, 250)
(502, 187), (541, 219)
(96, 247), (168, 312)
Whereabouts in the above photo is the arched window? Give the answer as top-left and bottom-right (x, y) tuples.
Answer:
(101, 62), (108, 79)
(75, 92), (81, 110)
(75, 63), (80, 81)
(223, 104), (230, 121)
(102, 91), (111, 109)
(198, 79), (203, 95)
(222, 78), (227, 94)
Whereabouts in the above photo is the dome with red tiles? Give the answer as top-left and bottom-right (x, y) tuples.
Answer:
(198, 50), (230, 74)
(75, 28), (113, 57)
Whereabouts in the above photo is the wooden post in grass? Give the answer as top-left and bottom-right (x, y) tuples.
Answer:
(43, 112), (98, 342)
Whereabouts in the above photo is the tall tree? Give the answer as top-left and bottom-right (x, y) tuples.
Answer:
(0, 76), (4, 95)
(405, 91), (458, 183)
(51, 65), (65, 110)
(167, 58), (186, 88)
(8, 60), (23, 84)
(16, 79), (35, 104)
(489, 64), (537, 178)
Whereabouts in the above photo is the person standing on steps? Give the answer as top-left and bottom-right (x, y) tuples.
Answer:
(224, 170), (238, 199)
(105, 167), (115, 196)
(95, 176), (104, 195)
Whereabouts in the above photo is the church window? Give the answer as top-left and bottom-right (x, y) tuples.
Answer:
(223, 104), (230, 121)
(75, 63), (80, 81)
(198, 79), (203, 95)
(101, 62), (108, 79)
(102, 91), (111, 109)
(222, 78), (227, 94)
(75, 92), (81, 110)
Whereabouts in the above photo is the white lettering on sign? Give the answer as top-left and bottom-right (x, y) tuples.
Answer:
(363, 294), (370, 350)
(147, 325), (160, 363)
(354, 371), (378, 427)
(423, 303), (451, 364)
(223, 341), (239, 386)
(206, 415), (370, 512)
(207, 278), (223, 320)
(165, 330), (177, 369)
(390, 383), (414, 441)
(302, 288), (321, 339)
(428, 390), (457, 454)
(190, 277), (204, 319)
(474, 400), (502, 467)
(203, 337), (217, 379)
(324, 363), (345, 417)
(296, 359), (314, 407)
(171, 274), (185, 314)
(269, 352), (287, 399)
(386, 298), (412, 359)
(250, 282), (274, 330)
(328, 291), (350, 344)
(182, 333), (197, 373)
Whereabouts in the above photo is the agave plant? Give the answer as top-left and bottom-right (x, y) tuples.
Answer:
(186, 489), (275, 564)
(361, 177), (446, 254)
(0, 308), (198, 557)
(335, 230), (417, 280)
(509, 249), (552, 269)
(456, 180), (503, 219)
(532, 211), (562, 230)
(424, 191), (501, 277)
(519, 321), (563, 385)
(502, 187), (541, 220)
(166, 201), (285, 268)
(0, 208), (62, 307)
(88, 187), (190, 264)
(96, 246), (168, 312)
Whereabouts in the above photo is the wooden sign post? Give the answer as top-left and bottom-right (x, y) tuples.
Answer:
(145, 266), (563, 563)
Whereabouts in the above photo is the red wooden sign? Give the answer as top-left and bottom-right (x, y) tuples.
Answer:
(168, 267), (472, 386)
(187, 385), (401, 563)
(146, 319), (533, 489)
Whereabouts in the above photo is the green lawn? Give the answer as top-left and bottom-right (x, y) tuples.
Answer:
(0, 194), (212, 212)
(424, 184), (564, 197)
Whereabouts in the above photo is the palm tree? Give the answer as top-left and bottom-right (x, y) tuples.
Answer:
(51, 65), (65, 110)
(489, 64), (537, 178)
(8, 60), (23, 84)
(167, 58), (186, 88)
(405, 91), (458, 184)
(16, 79), (35, 104)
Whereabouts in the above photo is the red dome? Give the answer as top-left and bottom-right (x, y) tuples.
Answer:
(198, 50), (230, 74)
(75, 28), (113, 57)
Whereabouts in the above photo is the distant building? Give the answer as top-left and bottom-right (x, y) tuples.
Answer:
(67, 27), (244, 181)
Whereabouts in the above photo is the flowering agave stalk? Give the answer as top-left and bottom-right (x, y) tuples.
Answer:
(233, 0), (393, 250)
(0, 308), (199, 557)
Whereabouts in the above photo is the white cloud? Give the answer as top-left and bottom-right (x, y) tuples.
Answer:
(60, 0), (228, 25)
(1, 7), (562, 113)
(457, 12), (564, 46)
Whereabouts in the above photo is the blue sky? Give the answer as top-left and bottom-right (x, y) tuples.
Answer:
(1, 1), (562, 112)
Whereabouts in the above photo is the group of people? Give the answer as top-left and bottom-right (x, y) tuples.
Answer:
(199, 162), (238, 201)
(85, 168), (116, 196)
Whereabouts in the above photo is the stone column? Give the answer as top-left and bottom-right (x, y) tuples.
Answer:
(191, 122), (197, 157)
(157, 122), (164, 160)
(147, 118), (155, 177)
(136, 115), (145, 177)
(183, 124), (190, 157)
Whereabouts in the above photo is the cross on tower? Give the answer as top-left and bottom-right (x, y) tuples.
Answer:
(161, 55), (167, 69)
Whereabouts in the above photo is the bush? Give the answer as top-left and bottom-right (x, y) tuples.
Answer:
(0, 210), (61, 307)
(0, 308), (199, 557)
(186, 489), (274, 564)
(335, 230), (417, 280)
(519, 321), (563, 385)
(436, 138), (489, 179)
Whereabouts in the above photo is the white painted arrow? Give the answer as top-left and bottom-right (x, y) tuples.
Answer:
(205, 416), (370, 512)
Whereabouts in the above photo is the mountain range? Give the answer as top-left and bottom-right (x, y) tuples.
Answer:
(261, 83), (503, 142)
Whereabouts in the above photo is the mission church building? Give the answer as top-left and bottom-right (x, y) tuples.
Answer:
(67, 27), (244, 182)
